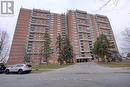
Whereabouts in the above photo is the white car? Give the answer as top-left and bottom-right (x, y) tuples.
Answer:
(5, 64), (32, 74)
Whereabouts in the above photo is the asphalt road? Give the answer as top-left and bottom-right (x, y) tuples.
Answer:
(0, 62), (130, 87)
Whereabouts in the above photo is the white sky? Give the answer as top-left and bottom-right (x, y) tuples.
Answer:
(0, 0), (130, 54)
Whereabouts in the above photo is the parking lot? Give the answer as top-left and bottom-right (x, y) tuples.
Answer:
(0, 62), (130, 87)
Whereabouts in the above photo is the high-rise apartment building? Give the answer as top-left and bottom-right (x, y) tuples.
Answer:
(67, 10), (92, 63)
(7, 8), (118, 65)
(89, 14), (118, 51)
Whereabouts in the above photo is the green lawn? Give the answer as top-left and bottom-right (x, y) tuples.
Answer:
(32, 64), (71, 73)
(98, 61), (130, 68)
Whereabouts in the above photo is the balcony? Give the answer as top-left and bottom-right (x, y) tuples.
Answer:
(32, 14), (50, 19)
(27, 52), (40, 55)
(28, 39), (44, 42)
(30, 22), (49, 27)
(78, 29), (87, 33)
(80, 38), (88, 41)
(99, 26), (111, 30)
(97, 19), (109, 24)
(80, 48), (90, 52)
(76, 56), (92, 59)
(77, 16), (88, 20)
(78, 30), (91, 34)
(30, 30), (45, 34)
(76, 12), (88, 19)
(109, 40), (115, 42)
(78, 23), (89, 27)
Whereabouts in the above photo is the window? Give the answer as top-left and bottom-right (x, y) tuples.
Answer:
(81, 49), (84, 51)
(80, 40), (83, 42)
(16, 64), (24, 67)
(77, 19), (80, 23)
(79, 34), (83, 39)
(28, 43), (32, 46)
(79, 26), (82, 29)
(90, 46), (93, 48)
(83, 14), (87, 18)
(31, 18), (36, 23)
(45, 27), (49, 32)
(44, 14), (50, 18)
(84, 20), (87, 24)
(44, 20), (50, 25)
(30, 26), (35, 31)
(81, 52), (85, 57)
(29, 34), (33, 37)
(33, 11), (37, 16)
(28, 41), (33, 44)
(81, 46), (84, 48)
(80, 43), (83, 45)
(28, 46), (32, 50)
(81, 52), (85, 54)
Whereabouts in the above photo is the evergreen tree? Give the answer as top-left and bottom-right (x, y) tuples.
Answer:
(62, 35), (73, 64)
(56, 34), (73, 65)
(92, 34), (110, 62)
(56, 34), (64, 65)
(41, 32), (52, 64)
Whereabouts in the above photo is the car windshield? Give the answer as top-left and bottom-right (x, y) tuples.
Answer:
(16, 64), (24, 67)
(10, 65), (15, 68)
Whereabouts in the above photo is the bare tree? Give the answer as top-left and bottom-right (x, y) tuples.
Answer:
(99, 0), (119, 10)
(0, 30), (9, 63)
(121, 28), (130, 54)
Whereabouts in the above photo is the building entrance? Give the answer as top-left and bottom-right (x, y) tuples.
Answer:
(76, 59), (88, 63)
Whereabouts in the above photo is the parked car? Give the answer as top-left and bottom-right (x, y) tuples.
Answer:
(0, 63), (6, 73)
(5, 64), (32, 74)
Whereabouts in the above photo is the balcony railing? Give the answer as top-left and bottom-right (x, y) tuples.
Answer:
(99, 26), (111, 30)
(30, 22), (49, 27)
(97, 19), (109, 23)
(32, 15), (50, 20)
(28, 39), (44, 42)
(79, 38), (88, 41)
(30, 30), (45, 34)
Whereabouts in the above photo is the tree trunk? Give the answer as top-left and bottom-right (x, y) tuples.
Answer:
(46, 57), (48, 65)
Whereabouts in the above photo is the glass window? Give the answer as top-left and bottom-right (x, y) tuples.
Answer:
(80, 40), (83, 42)
(81, 52), (85, 57)
(31, 18), (36, 23)
(79, 34), (83, 39)
(80, 43), (83, 45)
(33, 11), (37, 16)
(16, 65), (24, 67)
(81, 49), (84, 51)
(45, 27), (49, 32)
(44, 14), (50, 18)
(30, 26), (35, 31)
(81, 46), (84, 48)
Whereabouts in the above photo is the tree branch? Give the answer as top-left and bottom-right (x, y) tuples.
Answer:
(99, 0), (111, 10)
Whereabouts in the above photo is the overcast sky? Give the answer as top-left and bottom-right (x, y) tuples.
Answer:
(0, 0), (130, 54)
